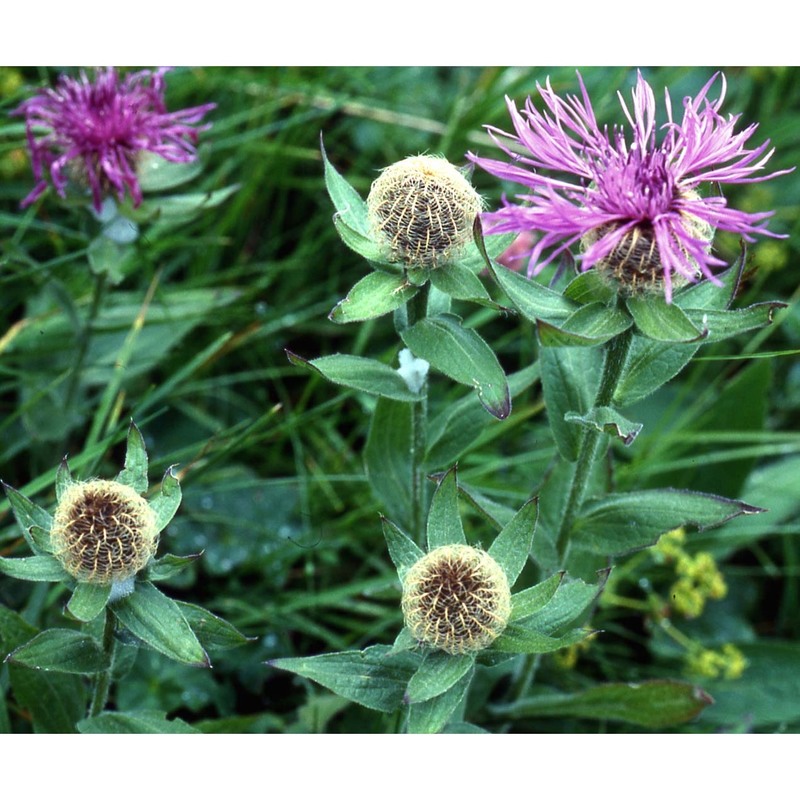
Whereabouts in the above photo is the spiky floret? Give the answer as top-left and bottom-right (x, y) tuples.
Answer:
(367, 155), (482, 267)
(401, 544), (511, 655)
(470, 71), (791, 301)
(50, 480), (158, 584)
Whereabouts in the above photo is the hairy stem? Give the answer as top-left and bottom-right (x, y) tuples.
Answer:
(556, 326), (634, 564)
(89, 608), (117, 717)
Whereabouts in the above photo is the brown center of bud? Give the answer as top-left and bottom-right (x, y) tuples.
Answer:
(50, 480), (158, 584)
(401, 544), (511, 655)
(367, 155), (483, 267)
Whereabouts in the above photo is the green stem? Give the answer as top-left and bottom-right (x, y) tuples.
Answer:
(405, 285), (430, 545)
(556, 326), (634, 564)
(89, 608), (117, 717)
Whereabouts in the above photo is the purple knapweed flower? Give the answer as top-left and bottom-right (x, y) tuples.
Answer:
(13, 67), (215, 213)
(470, 71), (790, 300)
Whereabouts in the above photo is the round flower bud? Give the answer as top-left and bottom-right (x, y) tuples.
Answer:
(582, 190), (714, 294)
(50, 479), (158, 584)
(367, 155), (483, 268)
(401, 544), (511, 655)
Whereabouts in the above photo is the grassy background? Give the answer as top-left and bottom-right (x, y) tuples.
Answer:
(1, 66), (799, 732)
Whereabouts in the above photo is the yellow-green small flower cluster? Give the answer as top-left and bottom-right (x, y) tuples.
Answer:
(654, 528), (727, 619)
(685, 643), (748, 680)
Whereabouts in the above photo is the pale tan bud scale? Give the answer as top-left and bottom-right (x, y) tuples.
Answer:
(367, 155), (483, 267)
(401, 544), (511, 655)
(50, 479), (158, 584)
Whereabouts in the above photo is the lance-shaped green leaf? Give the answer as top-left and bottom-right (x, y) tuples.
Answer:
(67, 582), (111, 622)
(146, 552), (203, 582)
(491, 623), (592, 654)
(683, 302), (786, 343)
(540, 344), (601, 462)
(493, 680), (712, 729)
(487, 497), (538, 587)
(137, 155), (203, 192)
(321, 135), (370, 235)
(332, 215), (388, 263)
(382, 517), (424, 580)
(365, 398), (413, 531)
(613, 337), (701, 407)
(476, 222), (576, 323)
(0, 554), (70, 582)
(407, 668), (473, 734)
(77, 710), (200, 734)
(286, 351), (420, 402)
(330, 271), (418, 324)
(150, 467), (181, 533)
(116, 421), (148, 493)
(571, 489), (765, 557)
(427, 467), (466, 549)
(429, 261), (492, 303)
(537, 303), (633, 348)
(175, 601), (251, 651)
(564, 271), (617, 305)
(627, 295), (706, 343)
(269, 645), (421, 713)
(8, 664), (86, 733)
(405, 651), (475, 704)
(400, 313), (510, 419)
(7, 629), (110, 674)
(55, 457), (73, 502)
(2, 482), (54, 553)
(459, 225), (516, 274)
(112, 581), (208, 667)
(510, 572), (564, 622)
(565, 406), (643, 446)
(522, 571), (609, 633)
(674, 246), (745, 311)
(28, 525), (53, 554)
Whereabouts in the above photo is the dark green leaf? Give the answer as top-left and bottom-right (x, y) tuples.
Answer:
(365, 397), (413, 531)
(8, 664), (86, 733)
(116, 420), (149, 493)
(627, 295), (706, 342)
(537, 304), (632, 348)
(150, 467), (182, 534)
(510, 572), (564, 621)
(405, 651), (475, 704)
(400, 313), (510, 419)
(321, 136), (369, 235)
(0, 554), (70, 582)
(565, 406), (643, 446)
(146, 552), (202, 582)
(77, 710), (200, 734)
(332, 215), (386, 262)
(491, 624), (591, 654)
(270, 644), (421, 713)
(287, 351), (420, 401)
(485, 260), (576, 323)
(571, 489), (765, 557)
(488, 497), (538, 587)
(2, 482), (54, 552)
(407, 667), (473, 734)
(539, 344), (601, 461)
(429, 261), (492, 303)
(382, 517), (425, 580)
(683, 302), (786, 343)
(564, 271), (616, 305)
(427, 467), (466, 549)
(7, 629), (109, 674)
(521, 572), (608, 634)
(175, 601), (251, 650)
(67, 582), (111, 622)
(55, 457), (72, 502)
(112, 581), (208, 666)
(330, 271), (418, 324)
(495, 680), (712, 728)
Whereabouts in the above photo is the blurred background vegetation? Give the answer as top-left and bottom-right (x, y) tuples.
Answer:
(1, 66), (799, 732)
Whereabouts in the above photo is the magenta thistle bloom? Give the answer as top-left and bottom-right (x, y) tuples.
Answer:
(13, 67), (215, 212)
(470, 71), (791, 300)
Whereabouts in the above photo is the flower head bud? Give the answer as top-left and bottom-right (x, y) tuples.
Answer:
(50, 479), (158, 584)
(367, 155), (482, 268)
(401, 544), (511, 655)
(581, 191), (714, 295)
